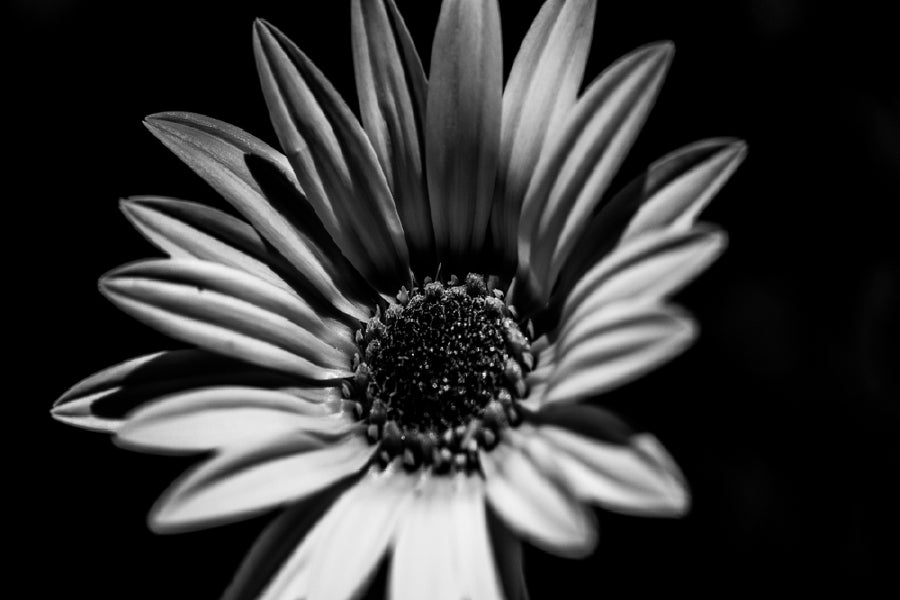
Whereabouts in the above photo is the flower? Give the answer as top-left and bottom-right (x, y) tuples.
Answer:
(51, 0), (746, 598)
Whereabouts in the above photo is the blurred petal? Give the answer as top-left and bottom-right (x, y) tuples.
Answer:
(492, 0), (596, 273)
(486, 509), (530, 600)
(150, 434), (372, 533)
(115, 386), (343, 453)
(426, 0), (502, 264)
(530, 419), (689, 516)
(253, 20), (410, 294)
(100, 259), (353, 381)
(51, 350), (304, 432)
(516, 43), (673, 312)
(542, 301), (696, 405)
(391, 477), (461, 600)
(260, 469), (417, 600)
(391, 475), (503, 600)
(557, 138), (746, 301)
(120, 196), (296, 294)
(559, 225), (726, 326)
(480, 442), (596, 557)
(351, 0), (433, 268)
(145, 112), (372, 321)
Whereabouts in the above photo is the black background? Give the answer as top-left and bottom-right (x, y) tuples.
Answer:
(15, 0), (898, 597)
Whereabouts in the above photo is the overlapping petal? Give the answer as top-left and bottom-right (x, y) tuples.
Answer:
(480, 442), (597, 557)
(100, 259), (354, 381)
(523, 406), (688, 515)
(150, 433), (372, 533)
(351, 0), (433, 270)
(426, 0), (502, 265)
(555, 138), (746, 304)
(515, 42), (673, 313)
(559, 225), (726, 326)
(144, 111), (372, 321)
(258, 469), (417, 600)
(50, 349), (303, 432)
(535, 301), (696, 405)
(491, 0), (596, 273)
(253, 20), (411, 294)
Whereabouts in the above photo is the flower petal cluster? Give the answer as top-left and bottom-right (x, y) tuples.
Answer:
(52, 1), (745, 598)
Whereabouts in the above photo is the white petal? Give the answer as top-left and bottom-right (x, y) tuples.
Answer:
(115, 386), (341, 453)
(425, 0), (502, 263)
(390, 476), (461, 600)
(150, 434), (372, 533)
(480, 442), (596, 557)
(100, 259), (353, 380)
(261, 469), (417, 600)
(560, 225), (726, 326)
(544, 301), (696, 404)
(536, 425), (689, 516)
(623, 138), (748, 241)
(351, 0), (433, 266)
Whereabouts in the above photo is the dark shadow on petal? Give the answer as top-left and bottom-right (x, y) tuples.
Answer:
(486, 506), (530, 600)
(246, 153), (376, 323)
(525, 404), (635, 446)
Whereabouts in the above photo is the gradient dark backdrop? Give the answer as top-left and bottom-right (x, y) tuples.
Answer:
(16, 0), (897, 597)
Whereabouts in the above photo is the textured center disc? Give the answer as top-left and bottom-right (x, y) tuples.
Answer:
(367, 282), (510, 434)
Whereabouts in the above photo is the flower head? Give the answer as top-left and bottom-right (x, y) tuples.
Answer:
(52, 0), (745, 598)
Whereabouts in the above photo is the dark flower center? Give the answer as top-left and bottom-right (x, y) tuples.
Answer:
(346, 273), (532, 473)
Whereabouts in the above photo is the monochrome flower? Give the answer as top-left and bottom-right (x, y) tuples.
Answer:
(52, 0), (746, 598)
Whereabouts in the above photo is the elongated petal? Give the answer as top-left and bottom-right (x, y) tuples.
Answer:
(426, 0), (502, 264)
(100, 259), (353, 381)
(623, 138), (747, 241)
(390, 477), (461, 600)
(351, 0), (433, 269)
(51, 350), (303, 432)
(480, 443), (596, 557)
(491, 0), (596, 273)
(253, 20), (410, 294)
(390, 475), (503, 600)
(144, 112), (372, 321)
(222, 480), (353, 600)
(559, 225), (726, 326)
(556, 138), (746, 302)
(516, 43), (673, 312)
(115, 386), (342, 453)
(260, 469), (417, 600)
(533, 421), (689, 516)
(543, 301), (696, 404)
(121, 196), (295, 293)
(150, 434), (372, 533)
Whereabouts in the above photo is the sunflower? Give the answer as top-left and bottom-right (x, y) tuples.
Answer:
(51, 0), (746, 598)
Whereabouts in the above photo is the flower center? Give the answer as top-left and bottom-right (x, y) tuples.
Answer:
(346, 273), (532, 474)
